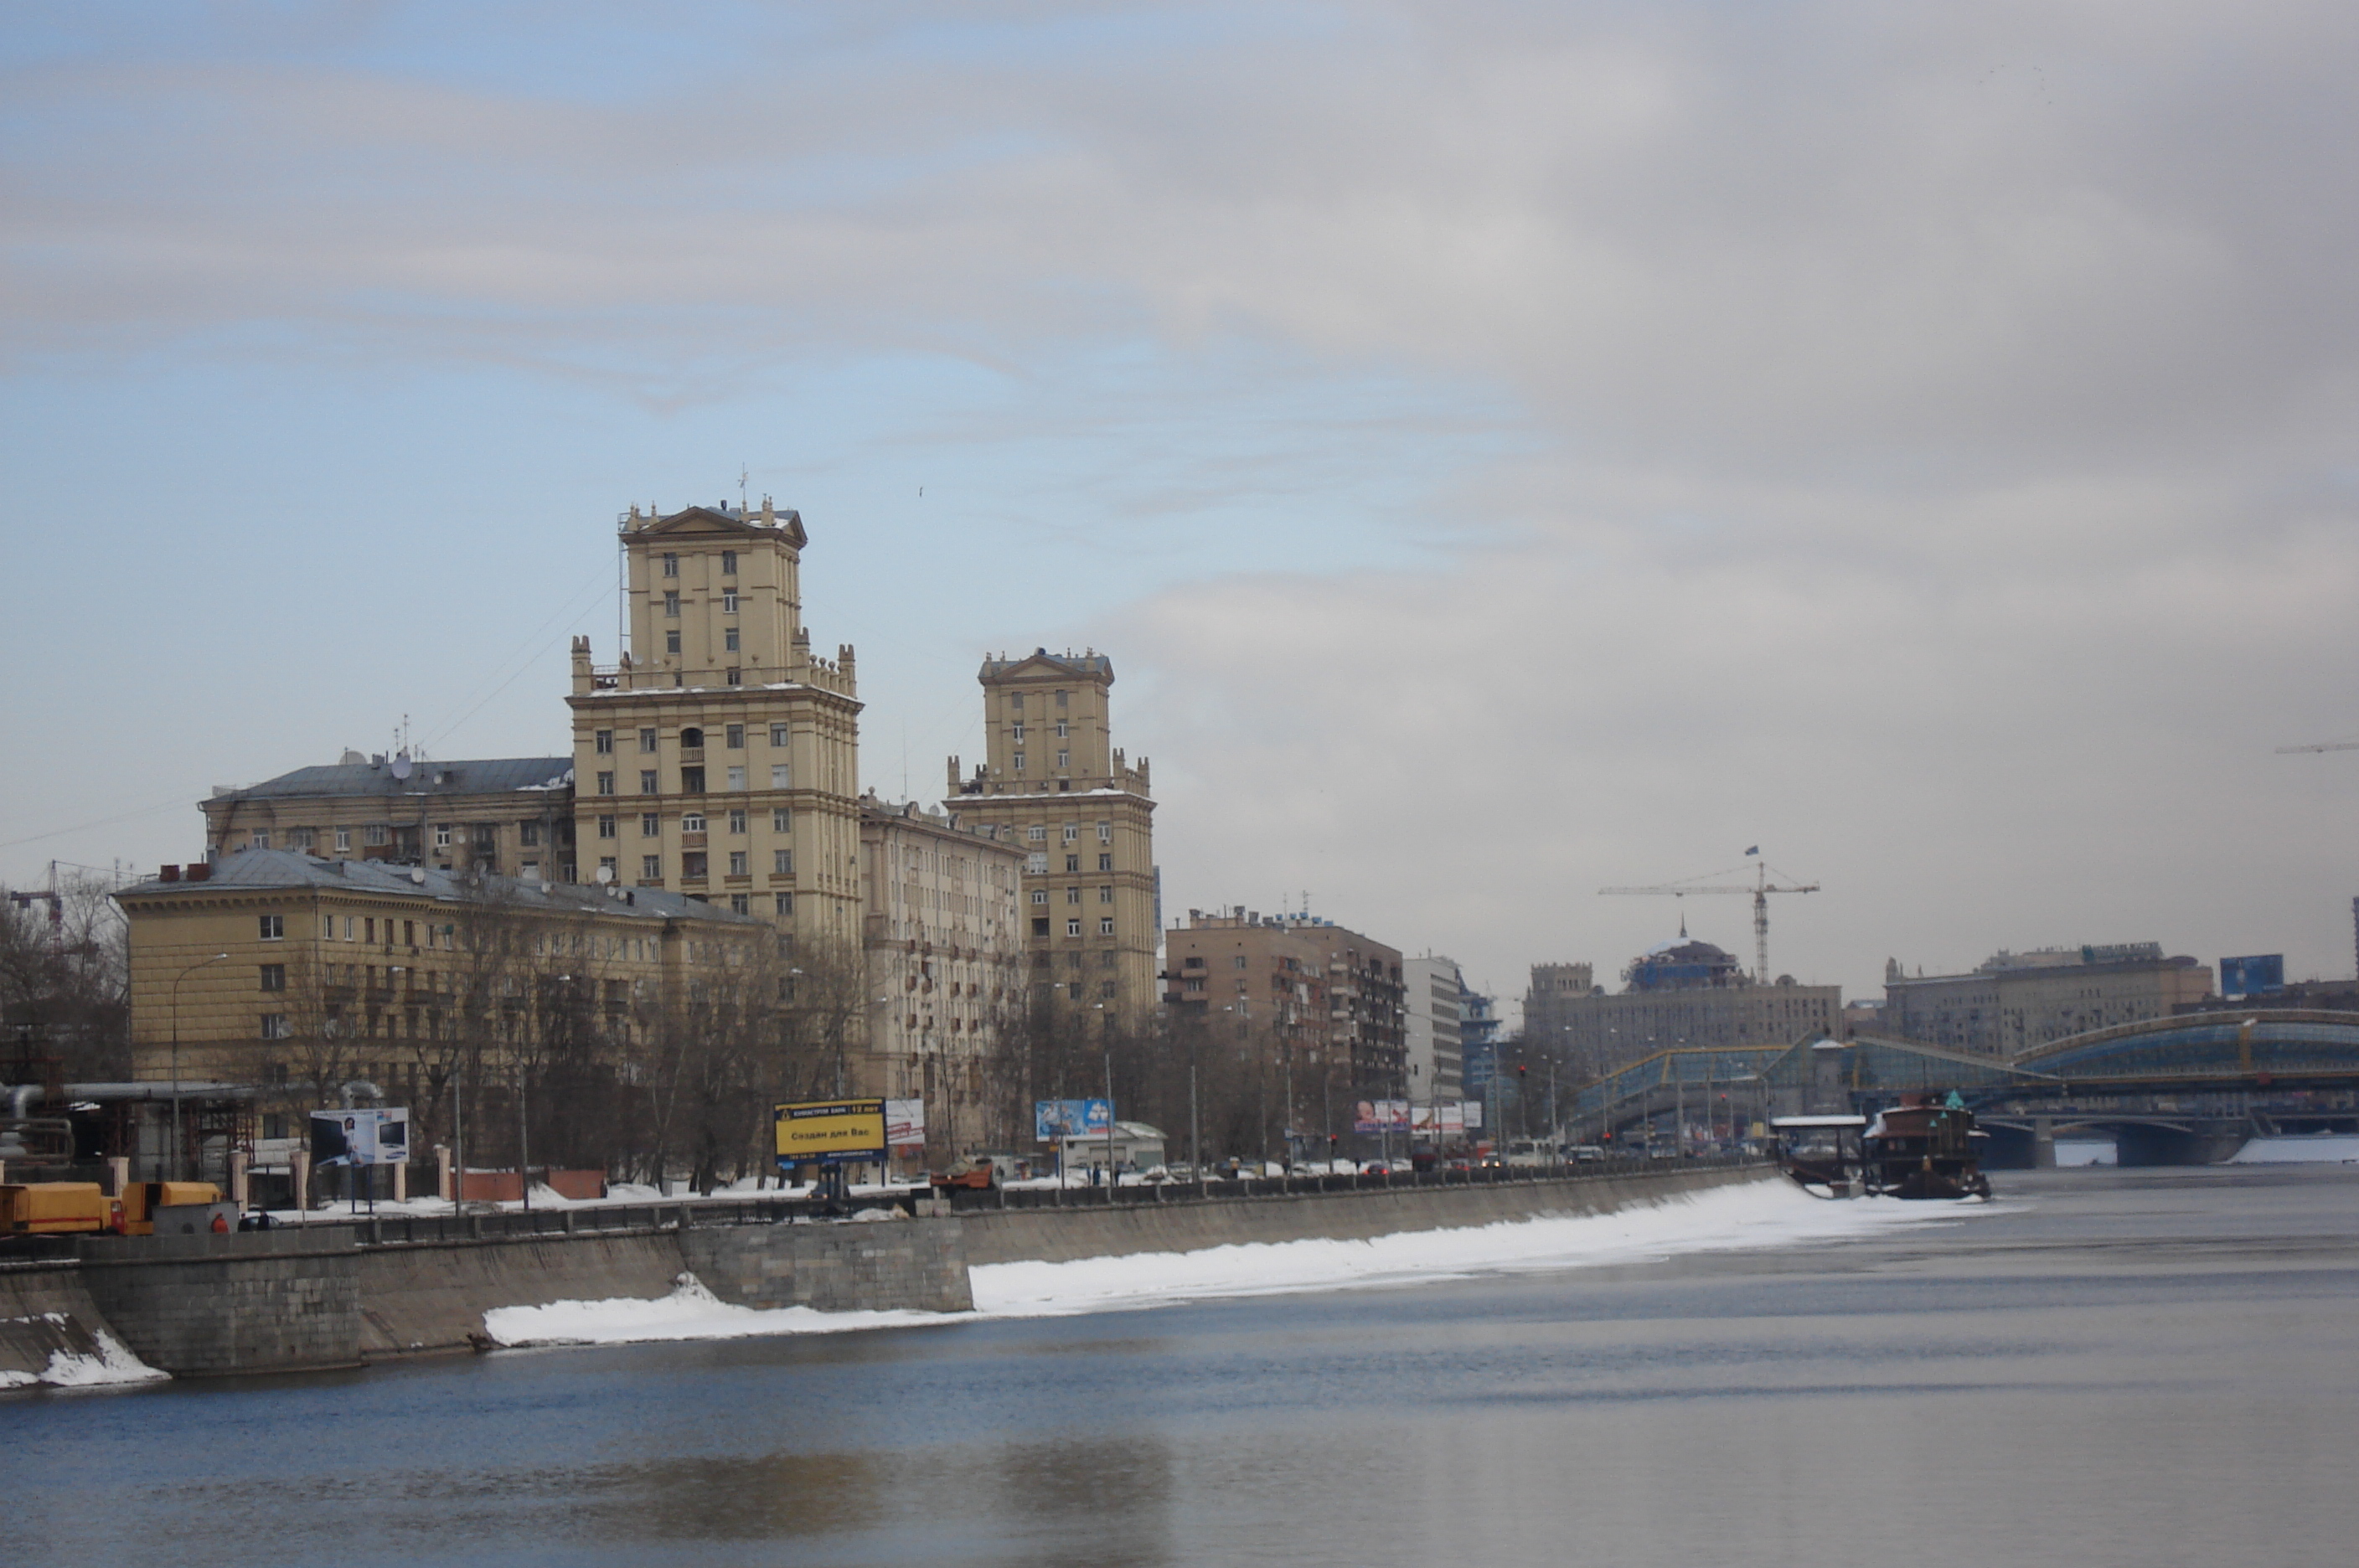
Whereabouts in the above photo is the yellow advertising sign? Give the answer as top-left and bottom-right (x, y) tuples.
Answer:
(774, 1098), (888, 1164)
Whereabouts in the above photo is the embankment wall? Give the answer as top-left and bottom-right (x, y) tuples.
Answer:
(957, 1163), (1766, 1266)
(3, 1166), (1768, 1383)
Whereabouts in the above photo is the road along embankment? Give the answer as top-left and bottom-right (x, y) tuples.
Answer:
(957, 1162), (1768, 1266)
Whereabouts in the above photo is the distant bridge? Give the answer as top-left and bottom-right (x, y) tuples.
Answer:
(1564, 1010), (2359, 1165)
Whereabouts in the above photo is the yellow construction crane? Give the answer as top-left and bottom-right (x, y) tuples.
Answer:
(1599, 851), (1820, 984)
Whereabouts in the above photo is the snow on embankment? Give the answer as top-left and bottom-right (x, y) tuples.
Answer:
(0, 1314), (168, 1391)
(485, 1179), (1976, 1349)
(2230, 1135), (2359, 1164)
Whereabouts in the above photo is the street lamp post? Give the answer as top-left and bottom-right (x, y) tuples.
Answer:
(169, 952), (231, 1181)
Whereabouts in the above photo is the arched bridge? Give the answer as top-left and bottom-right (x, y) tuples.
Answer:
(1565, 1010), (2359, 1165)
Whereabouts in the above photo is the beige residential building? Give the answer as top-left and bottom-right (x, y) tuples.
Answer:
(1883, 943), (2215, 1058)
(200, 754), (576, 878)
(856, 797), (1027, 1154)
(568, 501), (864, 949)
(116, 848), (764, 1158)
(945, 650), (1158, 1022)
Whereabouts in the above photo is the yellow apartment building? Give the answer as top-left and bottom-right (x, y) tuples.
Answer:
(567, 500), (864, 951)
(116, 848), (766, 1159)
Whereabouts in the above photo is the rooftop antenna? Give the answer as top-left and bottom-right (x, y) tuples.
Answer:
(739, 466), (749, 513)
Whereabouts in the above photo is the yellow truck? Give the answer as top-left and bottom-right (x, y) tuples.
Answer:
(0, 1182), (113, 1234)
(0, 1179), (230, 1235)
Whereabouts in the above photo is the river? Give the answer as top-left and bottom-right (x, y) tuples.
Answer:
(6, 1164), (2357, 1567)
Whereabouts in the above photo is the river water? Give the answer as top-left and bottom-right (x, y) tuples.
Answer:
(8, 1165), (2358, 1567)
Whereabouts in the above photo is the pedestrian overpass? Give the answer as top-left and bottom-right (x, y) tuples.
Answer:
(1563, 1010), (2359, 1164)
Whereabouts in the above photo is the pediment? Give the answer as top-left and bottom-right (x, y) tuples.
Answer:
(638, 505), (807, 547)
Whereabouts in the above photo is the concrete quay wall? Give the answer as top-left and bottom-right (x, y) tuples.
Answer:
(74, 1230), (364, 1376)
(958, 1163), (1766, 1267)
(681, 1220), (973, 1314)
(353, 1230), (685, 1357)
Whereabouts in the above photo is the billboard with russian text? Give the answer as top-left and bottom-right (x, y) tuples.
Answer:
(774, 1099), (889, 1164)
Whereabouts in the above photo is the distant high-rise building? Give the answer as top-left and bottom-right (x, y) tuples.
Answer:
(1403, 956), (1467, 1106)
(946, 650), (1159, 1023)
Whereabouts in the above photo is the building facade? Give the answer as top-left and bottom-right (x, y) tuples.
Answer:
(568, 501), (865, 948)
(945, 650), (1159, 1022)
(856, 796), (1027, 1156)
(1541, 941), (1840, 1081)
(116, 848), (765, 1162)
(1884, 943), (2215, 1057)
(1402, 955), (1466, 1106)
(1164, 908), (1406, 1114)
(200, 754), (576, 879)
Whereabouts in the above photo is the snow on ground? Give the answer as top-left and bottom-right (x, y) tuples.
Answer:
(484, 1274), (952, 1347)
(483, 1177), (1986, 1349)
(970, 1176), (1982, 1318)
(0, 1319), (168, 1390)
(2229, 1135), (2359, 1163)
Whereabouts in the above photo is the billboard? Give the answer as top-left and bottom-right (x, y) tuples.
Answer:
(773, 1099), (889, 1164)
(1034, 1099), (1112, 1141)
(885, 1098), (926, 1148)
(1353, 1099), (1410, 1134)
(2220, 954), (2285, 998)
(309, 1107), (409, 1168)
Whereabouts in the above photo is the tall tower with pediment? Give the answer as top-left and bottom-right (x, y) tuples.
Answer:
(567, 499), (862, 948)
(946, 649), (1159, 1024)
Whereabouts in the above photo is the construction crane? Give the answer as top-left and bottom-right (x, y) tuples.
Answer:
(1599, 852), (1820, 984)
(2277, 735), (2359, 754)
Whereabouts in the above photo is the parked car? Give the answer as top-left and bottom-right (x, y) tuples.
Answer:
(1570, 1145), (1606, 1163)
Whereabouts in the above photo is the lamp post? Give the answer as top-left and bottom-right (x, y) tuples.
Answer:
(1096, 1003), (1113, 1193)
(169, 952), (231, 1181)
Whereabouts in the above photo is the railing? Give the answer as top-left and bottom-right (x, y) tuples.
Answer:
(942, 1151), (1763, 1212)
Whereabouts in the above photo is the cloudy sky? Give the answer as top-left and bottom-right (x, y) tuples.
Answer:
(5, 1), (2355, 1010)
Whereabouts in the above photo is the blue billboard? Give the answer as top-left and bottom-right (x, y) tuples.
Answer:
(1034, 1098), (1112, 1140)
(2219, 954), (2284, 999)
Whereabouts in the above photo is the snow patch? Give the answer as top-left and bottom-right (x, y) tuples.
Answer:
(2229, 1135), (2359, 1164)
(1, 1318), (168, 1390)
(483, 1273), (952, 1347)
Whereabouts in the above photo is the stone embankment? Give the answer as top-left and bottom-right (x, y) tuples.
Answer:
(1, 1162), (1768, 1383)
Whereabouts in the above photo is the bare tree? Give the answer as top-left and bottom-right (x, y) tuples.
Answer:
(3, 873), (130, 1082)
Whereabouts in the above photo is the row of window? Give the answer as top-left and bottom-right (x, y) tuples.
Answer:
(594, 764), (791, 796)
(595, 723), (789, 755)
(660, 549), (741, 577)
(1030, 917), (1118, 937)
(1006, 690), (1071, 711)
(595, 807), (792, 838)
(1009, 751), (1072, 772)
(1007, 722), (1072, 740)
(1027, 886), (1116, 905)
(609, 848), (791, 880)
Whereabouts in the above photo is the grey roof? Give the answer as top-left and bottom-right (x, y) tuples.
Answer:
(119, 848), (760, 926)
(209, 756), (574, 804)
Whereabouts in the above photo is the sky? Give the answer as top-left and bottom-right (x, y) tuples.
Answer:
(4, 1), (2356, 1015)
